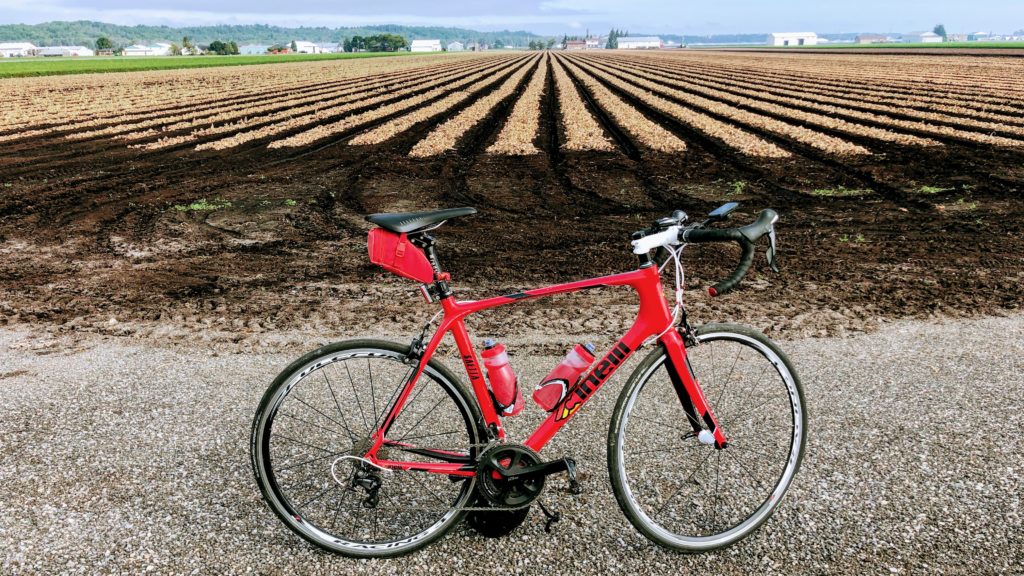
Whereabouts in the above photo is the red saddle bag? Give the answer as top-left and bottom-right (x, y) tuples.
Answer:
(367, 228), (435, 283)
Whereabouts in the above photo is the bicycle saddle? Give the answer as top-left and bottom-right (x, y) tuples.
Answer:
(365, 207), (477, 234)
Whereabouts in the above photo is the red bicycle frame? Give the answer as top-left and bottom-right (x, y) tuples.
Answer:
(365, 263), (727, 477)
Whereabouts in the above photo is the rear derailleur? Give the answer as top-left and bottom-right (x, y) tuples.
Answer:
(351, 467), (382, 509)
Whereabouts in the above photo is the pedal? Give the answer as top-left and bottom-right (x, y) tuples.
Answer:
(564, 457), (583, 495)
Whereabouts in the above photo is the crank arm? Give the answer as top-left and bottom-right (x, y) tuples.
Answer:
(498, 457), (570, 481)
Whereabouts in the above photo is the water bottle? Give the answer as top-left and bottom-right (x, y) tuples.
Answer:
(533, 343), (596, 412)
(480, 339), (524, 416)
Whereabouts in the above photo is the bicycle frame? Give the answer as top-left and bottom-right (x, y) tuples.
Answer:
(365, 264), (727, 477)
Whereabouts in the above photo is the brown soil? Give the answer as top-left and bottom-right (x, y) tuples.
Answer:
(715, 48), (1024, 57)
(1, 63), (1022, 347)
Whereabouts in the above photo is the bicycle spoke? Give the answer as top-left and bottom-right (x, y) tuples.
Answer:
(624, 443), (703, 457)
(289, 393), (354, 441)
(256, 345), (478, 554)
(712, 344), (744, 416)
(368, 359), (379, 431)
(275, 451), (346, 473)
(655, 449), (715, 516)
(329, 485), (351, 531)
(343, 362), (371, 436)
(722, 448), (772, 496)
(614, 332), (803, 550)
(393, 396), (448, 444)
(278, 410), (352, 442)
(273, 433), (339, 455)
(629, 410), (697, 434)
(372, 364), (413, 431)
(297, 482), (338, 511)
(724, 362), (773, 423)
(415, 472), (452, 506)
(321, 368), (358, 445)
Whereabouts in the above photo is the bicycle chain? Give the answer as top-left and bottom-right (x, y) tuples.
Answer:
(375, 441), (566, 513)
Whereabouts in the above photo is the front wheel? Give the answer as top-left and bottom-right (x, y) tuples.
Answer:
(250, 339), (485, 558)
(608, 323), (807, 552)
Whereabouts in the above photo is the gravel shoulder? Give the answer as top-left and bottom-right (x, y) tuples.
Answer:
(1, 314), (1022, 575)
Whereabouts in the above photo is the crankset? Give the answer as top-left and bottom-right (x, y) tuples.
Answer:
(476, 444), (546, 508)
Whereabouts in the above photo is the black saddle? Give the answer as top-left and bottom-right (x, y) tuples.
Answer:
(365, 207), (477, 234)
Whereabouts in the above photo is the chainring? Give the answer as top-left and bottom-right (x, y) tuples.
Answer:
(475, 444), (545, 508)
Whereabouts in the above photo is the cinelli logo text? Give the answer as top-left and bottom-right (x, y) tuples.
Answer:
(557, 341), (631, 420)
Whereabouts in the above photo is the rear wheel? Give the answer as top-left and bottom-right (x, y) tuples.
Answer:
(250, 339), (484, 558)
(608, 324), (806, 552)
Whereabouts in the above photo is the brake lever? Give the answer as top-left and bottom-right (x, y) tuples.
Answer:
(766, 227), (780, 273)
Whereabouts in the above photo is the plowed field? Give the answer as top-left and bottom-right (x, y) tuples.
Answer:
(1, 50), (1021, 344)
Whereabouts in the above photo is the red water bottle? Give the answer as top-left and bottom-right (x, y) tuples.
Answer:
(480, 339), (524, 416)
(533, 343), (596, 412)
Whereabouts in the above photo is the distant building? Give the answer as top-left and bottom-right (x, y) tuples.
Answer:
(946, 34), (969, 42)
(410, 39), (443, 52)
(903, 31), (943, 43)
(37, 46), (95, 57)
(0, 42), (38, 57)
(447, 41), (464, 52)
(585, 37), (602, 49)
(968, 32), (991, 41)
(618, 36), (663, 49)
(855, 34), (889, 44)
(122, 43), (173, 56)
(292, 41), (324, 54)
(565, 40), (587, 50)
(768, 32), (818, 47)
(239, 44), (270, 55)
(314, 43), (341, 53)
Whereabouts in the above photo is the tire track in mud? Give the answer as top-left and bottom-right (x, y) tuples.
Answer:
(555, 53), (693, 211)
(596, 54), (1024, 145)
(0, 56), (515, 177)
(569, 55), (929, 211)
(537, 56), (633, 216)
(0, 56), (507, 146)
(0, 58), (531, 233)
(557, 54), (808, 207)
(266, 56), (539, 221)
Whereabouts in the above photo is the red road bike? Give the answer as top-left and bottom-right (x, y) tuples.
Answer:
(251, 203), (807, 557)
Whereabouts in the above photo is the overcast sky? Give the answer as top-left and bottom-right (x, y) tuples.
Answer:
(1, 0), (1021, 34)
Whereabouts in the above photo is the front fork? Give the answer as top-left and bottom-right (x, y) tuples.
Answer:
(659, 329), (728, 449)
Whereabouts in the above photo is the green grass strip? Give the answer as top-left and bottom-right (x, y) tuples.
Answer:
(0, 52), (417, 79)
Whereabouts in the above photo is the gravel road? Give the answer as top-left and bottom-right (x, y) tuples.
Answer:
(1, 314), (1021, 575)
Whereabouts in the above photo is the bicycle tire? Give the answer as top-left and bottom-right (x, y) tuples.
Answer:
(608, 323), (807, 552)
(250, 338), (485, 558)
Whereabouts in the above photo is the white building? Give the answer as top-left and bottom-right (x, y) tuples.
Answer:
(618, 36), (663, 49)
(291, 41), (324, 54)
(410, 39), (443, 52)
(0, 42), (38, 57)
(37, 46), (95, 57)
(768, 32), (819, 47)
(447, 41), (464, 52)
(122, 43), (173, 56)
(585, 38), (602, 49)
(903, 31), (943, 43)
(315, 43), (341, 53)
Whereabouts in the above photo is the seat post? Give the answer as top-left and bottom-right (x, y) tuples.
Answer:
(412, 233), (453, 299)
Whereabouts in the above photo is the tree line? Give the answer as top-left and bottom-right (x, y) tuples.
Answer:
(0, 20), (544, 50)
